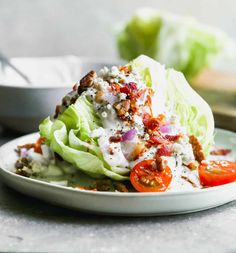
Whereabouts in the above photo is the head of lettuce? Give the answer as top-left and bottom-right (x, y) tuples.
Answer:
(117, 8), (234, 80)
(39, 55), (214, 181)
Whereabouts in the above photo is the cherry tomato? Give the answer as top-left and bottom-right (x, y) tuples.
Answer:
(34, 137), (46, 154)
(198, 160), (236, 187)
(130, 160), (172, 192)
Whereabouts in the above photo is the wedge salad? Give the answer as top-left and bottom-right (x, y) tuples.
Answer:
(15, 55), (236, 192)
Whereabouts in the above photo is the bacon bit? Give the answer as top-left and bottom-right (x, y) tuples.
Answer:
(115, 130), (123, 135)
(164, 134), (181, 142)
(189, 135), (206, 163)
(129, 142), (146, 161)
(108, 147), (114, 155)
(210, 149), (231, 156)
(110, 82), (121, 93)
(187, 161), (198, 170)
(145, 94), (152, 107)
(17, 143), (35, 150)
(143, 113), (151, 125)
(156, 145), (172, 157)
(109, 136), (122, 143)
(119, 65), (131, 73)
(119, 79), (125, 84)
(145, 118), (161, 130)
(120, 86), (130, 94)
(157, 114), (166, 122)
(129, 89), (144, 101)
(181, 175), (198, 188)
(155, 156), (168, 171)
(147, 135), (166, 146)
(120, 82), (138, 94)
(143, 113), (165, 131)
(34, 137), (46, 154)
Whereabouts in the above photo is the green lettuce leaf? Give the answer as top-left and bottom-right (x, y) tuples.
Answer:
(58, 94), (101, 140)
(117, 8), (234, 79)
(130, 55), (214, 154)
(39, 96), (128, 181)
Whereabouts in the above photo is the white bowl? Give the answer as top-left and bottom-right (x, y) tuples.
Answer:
(0, 56), (118, 133)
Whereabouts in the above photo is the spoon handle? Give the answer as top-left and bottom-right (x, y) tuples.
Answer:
(0, 53), (32, 85)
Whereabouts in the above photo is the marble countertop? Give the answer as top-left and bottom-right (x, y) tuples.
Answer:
(0, 127), (235, 253)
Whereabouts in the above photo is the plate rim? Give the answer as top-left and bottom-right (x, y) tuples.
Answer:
(0, 128), (236, 198)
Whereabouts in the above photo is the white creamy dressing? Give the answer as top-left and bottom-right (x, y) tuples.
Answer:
(83, 64), (199, 190)
(98, 134), (129, 168)
(167, 157), (201, 191)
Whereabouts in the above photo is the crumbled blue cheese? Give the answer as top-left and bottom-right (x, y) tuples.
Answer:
(110, 66), (119, 78)
(106, 104), (112, 110)
(118, 93), (127, 100)
(99, 66), (109, 78)
(101, 111), (108, 118)
(171, 137), (195, 165)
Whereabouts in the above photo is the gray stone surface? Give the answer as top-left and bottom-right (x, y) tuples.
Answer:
(0, 127), (236, 253)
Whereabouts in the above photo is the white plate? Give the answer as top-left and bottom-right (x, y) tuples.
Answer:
(0, 129), (235, 216)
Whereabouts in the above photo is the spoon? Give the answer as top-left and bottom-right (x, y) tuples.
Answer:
(0, 52), (32, 85)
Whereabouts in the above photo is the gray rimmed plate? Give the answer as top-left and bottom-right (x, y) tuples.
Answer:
(0, 128), (235, 216)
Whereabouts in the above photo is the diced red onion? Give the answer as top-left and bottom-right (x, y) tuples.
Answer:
(127, 82), (137, 90)
(160, 125), (171, 134)
(121, 129), (137, 142)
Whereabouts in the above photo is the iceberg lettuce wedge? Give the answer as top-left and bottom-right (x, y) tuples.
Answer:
(39, 55), (214, 181)
(130, 55), (214, 154)
(117, 8), (234, 79)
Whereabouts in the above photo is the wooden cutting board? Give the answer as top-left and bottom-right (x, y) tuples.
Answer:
(191, 70), (236, 132)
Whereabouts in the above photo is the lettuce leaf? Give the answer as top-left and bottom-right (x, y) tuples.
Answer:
(39, 96), (128, 181)
(130, 55), (214, 154)
(117, 8), (234, 79)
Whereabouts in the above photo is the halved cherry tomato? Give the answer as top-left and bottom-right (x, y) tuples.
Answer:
(198, 160), (236, 187)
(34, 137), (46, 154)
(130, 160), (172, 192)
